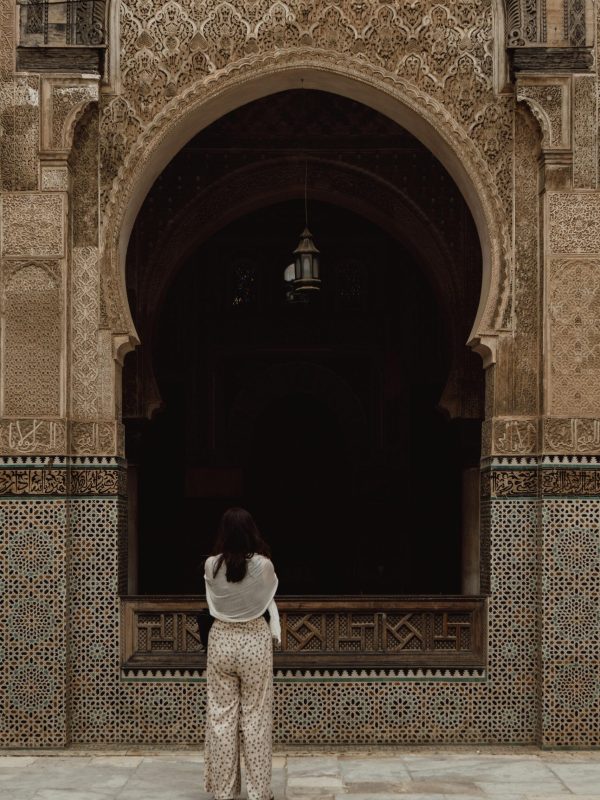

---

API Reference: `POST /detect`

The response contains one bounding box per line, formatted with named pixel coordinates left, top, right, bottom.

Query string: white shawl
left=204, top=553, right=281, bottom=644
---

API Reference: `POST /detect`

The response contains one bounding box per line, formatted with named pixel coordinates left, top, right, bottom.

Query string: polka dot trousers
left=204, top=616, right=273, bottom=800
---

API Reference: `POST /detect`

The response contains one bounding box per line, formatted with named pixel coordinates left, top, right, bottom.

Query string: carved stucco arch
left=102, top=56, right=512, bottom=368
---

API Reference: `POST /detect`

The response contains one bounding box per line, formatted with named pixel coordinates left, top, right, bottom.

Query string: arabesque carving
left=41, top=166, right=69, bottom=192
left=39, top=78, right=99, bottom=155
left=71, top=247, right=100, bottom=419
left=2, top=263, right=62, bottom=417
left=505, top=0, right=538, bottom=46
left=548, top=259, right=600, bottom=416
left=70, top=107, right=99, bottom=247
left=517, top=82, right=568, bottom=150
left=0, top=193, right=65, bottom=257
left=567, top=0, right=586, bottom=46
left=548, top=194, right=600, bottom=253
left=573, top=76, right=596, bottom=189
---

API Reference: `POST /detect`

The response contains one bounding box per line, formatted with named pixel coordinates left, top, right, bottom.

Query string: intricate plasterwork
left=548, top=259, right=600, bottom=416
left=540, top=498, right=600, bottom=745
left=71, top=247, right=100, bottom=419
left=98, top=0, right=514, bottom=338
left=544, top=418, right=600, bottom=454
left=2, top=263, right=62, bottom=418
left=46, top=82, right=99, bottom=153
left=0, top=77, right=40, bottom=191
left=573, top=76, right=597, bottom=189
left=517, top=80, right=569, bottom=150
left=0, top=0, right=15, bottom=80
left=41, top=166, right=69, bottom=192
left=0, top=420, right=66, bottom=455
left=502, top=108, right=540, bottom=417
left=567, top=0, right=586, bottom=46
left=70, top=108, right=99, bottom=247
left=0, top=193, right=65, bottom=258
left=0, top=420, right=124, bottom=457
left=70, top=421, right=124, bottom=457
left=547, top=194, right=600, bottom=254
left=505, top=0, right=538, bottom=46
left=486, top=418, right=538, bottom=455
left=0, top=497, right=68, bottom=746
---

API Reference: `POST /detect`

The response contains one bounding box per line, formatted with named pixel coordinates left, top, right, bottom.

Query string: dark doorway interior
left=127, top=200, right=480, bottom=595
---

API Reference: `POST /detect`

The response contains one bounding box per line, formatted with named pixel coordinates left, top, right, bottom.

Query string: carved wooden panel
left=121, top=596, right=486, bottom=670
left=19, top=0, right=106, bottom=47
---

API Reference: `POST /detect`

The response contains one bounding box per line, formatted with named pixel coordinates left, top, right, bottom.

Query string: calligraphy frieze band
left=484, top=457, right=600, bottom=498
left=0, top=457, right=126, bottom=496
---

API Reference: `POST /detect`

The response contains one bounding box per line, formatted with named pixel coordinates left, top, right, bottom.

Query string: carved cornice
left=16, top=47, right=105, bottom=74
left=511, top=46, right=593, bottom=73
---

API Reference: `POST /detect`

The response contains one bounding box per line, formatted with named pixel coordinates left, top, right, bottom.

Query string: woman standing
left=204, top=507, right=280, bottom=800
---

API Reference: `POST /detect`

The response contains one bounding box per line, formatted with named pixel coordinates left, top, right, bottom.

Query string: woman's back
left=205, top=553, right=278, bottom=623
left=204, top=508, right=276, bottom=800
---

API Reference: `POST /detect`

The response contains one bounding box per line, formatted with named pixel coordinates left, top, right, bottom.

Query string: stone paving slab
left=0, top=750, right=599, bottom=799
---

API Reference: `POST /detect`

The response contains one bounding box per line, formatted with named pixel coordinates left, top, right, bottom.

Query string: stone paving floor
left=0, top=748, right=599, bottom=800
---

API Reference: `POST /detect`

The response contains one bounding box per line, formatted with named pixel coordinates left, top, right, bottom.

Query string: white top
left=204, top=553, right=281, bottom=644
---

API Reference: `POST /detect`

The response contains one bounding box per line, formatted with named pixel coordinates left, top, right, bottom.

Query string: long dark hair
left=212, top=507, right=271, bottom=582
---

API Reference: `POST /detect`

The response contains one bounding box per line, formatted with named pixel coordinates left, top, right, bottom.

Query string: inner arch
left=113, top=64, right=505, bottom=351
left=123, top=89, right=485, bottom=595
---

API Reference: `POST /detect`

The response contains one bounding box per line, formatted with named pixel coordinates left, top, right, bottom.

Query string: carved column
left=516, top=64, right=600, bottom=745
left=538, top=194, right=600, bottom=746
left=0, top=24, right=71, bottom=740
left=478, top=104, right=542, bottom=745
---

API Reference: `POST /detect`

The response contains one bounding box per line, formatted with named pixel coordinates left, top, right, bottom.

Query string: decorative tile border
left=0, top=457, right=597, bottom=746
left=121, top=667, right=488, bottom=682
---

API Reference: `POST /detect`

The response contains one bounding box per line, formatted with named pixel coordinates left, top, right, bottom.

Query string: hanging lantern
left=292, top=227, right=321, bottom=293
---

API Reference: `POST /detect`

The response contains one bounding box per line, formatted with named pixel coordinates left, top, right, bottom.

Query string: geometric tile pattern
left=0, top=496, right=68, bottom=746
left=539, top=496, right=600, bottom=746
left=1, top=456, right=599, bottom=745
left=69, top=459, right=542, bottom=745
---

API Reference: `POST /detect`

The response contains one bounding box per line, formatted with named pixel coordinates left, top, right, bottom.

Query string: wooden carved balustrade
left=121, top=596, right=486, bottom=671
